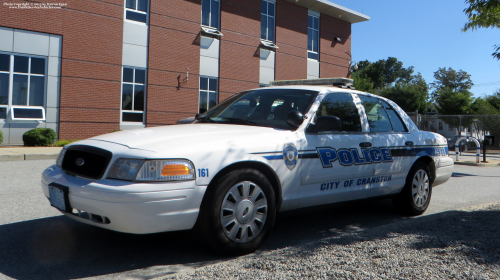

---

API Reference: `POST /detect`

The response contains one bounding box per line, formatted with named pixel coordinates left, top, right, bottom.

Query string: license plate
left=49, top=185, right=68, bottom=212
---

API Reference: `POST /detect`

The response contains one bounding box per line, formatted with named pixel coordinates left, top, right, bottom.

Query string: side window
left=122, top=67, right=146, bottom=123
left=381, top=100, right=408, bottom=132
left=261, top=0, right=276, bottom=43
left=199, top=77, right=218, bottom=114
left=359, top=95, right=393, bottom=132
left=125, top=0, right=148, bottom=24
left=315, top=93, right=361, bottom=132
left=307, top=14, right=319, bottom=60
left=201, top=0, right=220, bottom=30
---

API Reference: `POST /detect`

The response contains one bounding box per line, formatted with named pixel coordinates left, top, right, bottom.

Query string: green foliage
left=352, top=72, right=375, bottom=93
left=354, top=57, right=414, bottom=89
left=472, top=91, right=500, bottom=148
left=379, top=74, right=429, bottom=112
left=431, top=67, right=474, bottom=99
left=435, top=88, right=476, bottom=127
left=435, top=88, right=475, bottom=115
left=22, top=128, right=57, bottom=146
left=0, top=129, right=3, bottom=145
left=54, top=139, right=80, bottom=147
left=462, top=0, right=500, bottom=60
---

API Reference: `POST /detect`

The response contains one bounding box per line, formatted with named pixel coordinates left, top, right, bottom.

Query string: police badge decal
left=283, top=143, right=298, bottom=170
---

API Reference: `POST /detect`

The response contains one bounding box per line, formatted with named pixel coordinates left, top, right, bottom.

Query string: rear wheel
left=199, top=169, right=276, bottom=255
left=393, top=162, right=432, bottom=216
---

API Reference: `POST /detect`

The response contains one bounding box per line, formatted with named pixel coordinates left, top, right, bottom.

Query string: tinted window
left=315, top=93, right=361, bottom=132
left=30, top=57, right=45, bottom=75
left=0, top=73, right=8, bottom=105
left=126, top=10, right=147, bottom=23
left=13, top=108, right=43, bottom=119
left=381, top=100, right=407, bottom=132
left=359, top=95, right=393, bottom=132
left=14, top=56, right=29, bottom=73
left=0, top=54, right=9, bottom=72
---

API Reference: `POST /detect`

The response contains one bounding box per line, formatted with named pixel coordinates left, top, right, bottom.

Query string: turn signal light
left=161, top=164, right=191, bottom=177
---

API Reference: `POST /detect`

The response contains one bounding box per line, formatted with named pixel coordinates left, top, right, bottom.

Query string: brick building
left=0, top=0, right=369, bottom=144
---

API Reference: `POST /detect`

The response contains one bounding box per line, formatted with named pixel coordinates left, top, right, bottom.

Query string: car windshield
left=195, top=88, right=318, bottom=130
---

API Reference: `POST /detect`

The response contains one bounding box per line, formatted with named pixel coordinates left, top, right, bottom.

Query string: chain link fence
left=407, top=113, right=500, bottom=152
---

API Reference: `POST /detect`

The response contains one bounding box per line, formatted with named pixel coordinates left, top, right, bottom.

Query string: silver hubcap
left=412, top=169, right=429, bottom=207
left=220, top=181, right=268, bottom=243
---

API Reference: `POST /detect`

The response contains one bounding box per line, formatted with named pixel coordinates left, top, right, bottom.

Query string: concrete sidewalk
left=453, top=153, right=500, bottom=167
left=0, top=147, right=62, bottom=161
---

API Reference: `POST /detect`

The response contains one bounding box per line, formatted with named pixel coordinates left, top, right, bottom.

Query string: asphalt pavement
left=0, top=160, right=500, bottom=279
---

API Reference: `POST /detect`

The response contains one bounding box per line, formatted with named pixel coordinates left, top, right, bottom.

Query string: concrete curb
left=0, top=147, right=62, bottom=161
left=454, top=161, right=500, bottom=167
left=0, top=154, right=25, bottom=161
left=0, top=153, right=59, bottom=161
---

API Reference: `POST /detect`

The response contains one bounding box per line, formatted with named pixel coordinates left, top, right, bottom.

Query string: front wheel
left=198, top=169, right=276, bottom=255
left=393, top=162, right=432, bottom=216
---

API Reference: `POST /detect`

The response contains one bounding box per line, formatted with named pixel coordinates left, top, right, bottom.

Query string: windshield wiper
left=195, top=116, right=215, bottom=123
left=220, top=118, right=258, bottom=126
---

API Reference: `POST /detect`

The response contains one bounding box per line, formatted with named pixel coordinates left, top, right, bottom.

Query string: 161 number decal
left=198, top=168, right=209, bottom=177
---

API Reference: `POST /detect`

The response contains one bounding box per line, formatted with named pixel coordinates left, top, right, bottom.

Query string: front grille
left=62, top=145, right=113, bottom=180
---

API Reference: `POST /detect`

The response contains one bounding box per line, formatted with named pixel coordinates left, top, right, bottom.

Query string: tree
left=462, top=0, right=500, bottom=60
left=354, top=57, right=414, bottom=89
left=352, top=72, right=375, bottom=93
left=435, top=88, right=475, bottom=115
left=378, top=73, right=429, bottom=112
left=473, top=90, right=500, bottom=148
left=431, top=67, right=474, bottom=97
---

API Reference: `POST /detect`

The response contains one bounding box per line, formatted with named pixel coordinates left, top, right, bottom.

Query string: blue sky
left=330, top=0, right=500, bottom=98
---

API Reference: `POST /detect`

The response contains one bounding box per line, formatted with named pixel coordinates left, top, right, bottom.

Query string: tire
left=392, top=162, right=432, bottom=216
left=198, top=169, right=277, bottom=255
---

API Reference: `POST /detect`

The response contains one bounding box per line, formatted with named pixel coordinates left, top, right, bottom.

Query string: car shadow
left=0, top=199, right=413, bottom=279
left=4, top=198, right=494, bottom=279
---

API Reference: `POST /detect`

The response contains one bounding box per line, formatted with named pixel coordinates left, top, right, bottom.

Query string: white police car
left=42, top=78, right=453, bottom=255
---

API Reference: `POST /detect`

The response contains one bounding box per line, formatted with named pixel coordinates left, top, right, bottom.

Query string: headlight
left=56, top=148, right=67, bottom=167
left=136, top=160, right=195, bottom=181
left=107, top=159, right=145, bottom=181
left=107, top=159, right=195, bottom=181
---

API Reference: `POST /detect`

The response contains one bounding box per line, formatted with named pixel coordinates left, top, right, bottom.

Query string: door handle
left=359, top=142, right=372, bottom=148
left=405, top=141, right=414, bottom=147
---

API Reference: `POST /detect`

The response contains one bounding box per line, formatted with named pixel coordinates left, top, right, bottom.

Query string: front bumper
left=434, top=157, right=454, bottom=187
left=41, top=165, right=207, bottom=234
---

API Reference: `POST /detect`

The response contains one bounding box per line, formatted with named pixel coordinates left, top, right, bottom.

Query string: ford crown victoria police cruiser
left=42, top=78, right=453, bottom=255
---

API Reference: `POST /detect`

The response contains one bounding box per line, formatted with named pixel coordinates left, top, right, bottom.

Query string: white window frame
left=307, top=13, right=320, bottom=61
left=11, top=106, right=45, bottom=121
left=0, top=52, right=47, bottom=121
left=201, top=0, right=220, bottom=31
left=261, top=0, right=276, bottom=43
left=121, top=66, right=147, bottom=123
left=124, top=0, right=149, bottom=25
left=199, top=76, right=218, bottom=114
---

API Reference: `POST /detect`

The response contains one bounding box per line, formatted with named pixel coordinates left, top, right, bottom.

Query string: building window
left=307, top=14, right=319, bottom=60
left=125, top=0, right=148, bottom=23
left=201, top=0, right=220, bottom=30
left=261, top=0, right=275, bottom=43
left=0, top=53, right=46, bottom=120
left=122, top=67, right=146, bottom=122
left=199, top=77, right=218, bottom=114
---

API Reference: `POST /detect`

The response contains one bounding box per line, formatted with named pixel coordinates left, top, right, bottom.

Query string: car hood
left=88, top=124, right=295, bottom=154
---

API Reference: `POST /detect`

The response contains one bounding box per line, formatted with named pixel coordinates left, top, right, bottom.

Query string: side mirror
left=314, top=115, right=342, bottom=132
left=286, top=110, right=304, bottom=128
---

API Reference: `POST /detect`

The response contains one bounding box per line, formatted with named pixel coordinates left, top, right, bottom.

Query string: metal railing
left=408, top=114, right=500, bottom=151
